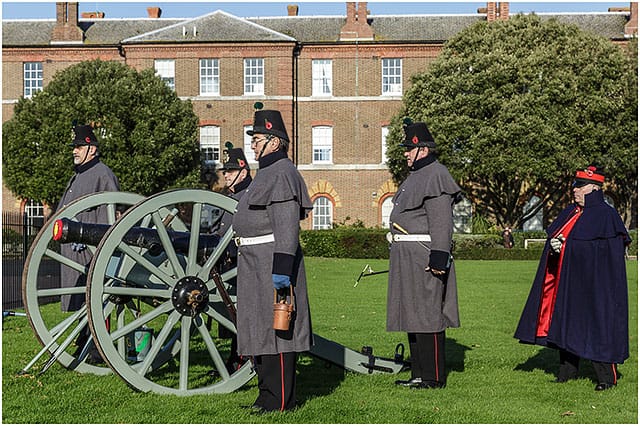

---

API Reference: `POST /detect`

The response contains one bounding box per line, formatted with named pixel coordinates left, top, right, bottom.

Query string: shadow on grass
left=513, top=346, right=599, bottom=383
left=293, top=336, right=471, bottom=406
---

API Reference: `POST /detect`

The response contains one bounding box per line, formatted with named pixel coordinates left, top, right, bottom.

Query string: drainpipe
left=292, top=42, right=302, bottom=165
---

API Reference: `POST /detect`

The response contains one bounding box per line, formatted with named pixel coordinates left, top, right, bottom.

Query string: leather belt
left=386, top=232, right=431, bottom=243
left=234, top=233, right=275, bottom=246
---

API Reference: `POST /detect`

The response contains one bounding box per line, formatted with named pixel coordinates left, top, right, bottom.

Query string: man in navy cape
left=514, top=165, right=631, bottom=391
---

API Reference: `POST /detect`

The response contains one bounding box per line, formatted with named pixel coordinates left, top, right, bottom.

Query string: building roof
left=1, top=10, right=631, bottom=47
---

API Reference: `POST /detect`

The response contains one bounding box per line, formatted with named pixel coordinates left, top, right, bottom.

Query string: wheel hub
left=171, top=276, right=209, bottom=316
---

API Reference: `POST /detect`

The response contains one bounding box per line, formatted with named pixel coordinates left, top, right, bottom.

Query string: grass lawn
left=2, top=259, right=637, bottom=423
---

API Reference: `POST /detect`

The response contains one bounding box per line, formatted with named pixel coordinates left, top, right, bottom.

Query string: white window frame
left=382, top=58, right=402, bottom=95
left=200, top=126, right=221, bottom=165
left=155, top=59, right=175, bottom=90
left=199, top=58, right=219, bottom=95
left=313, top=196, right=333, bottom=230
left=312, top=126, right=333, bottom=164
left=244, top=58, right=264, bottom=95
left=24, top=199, right=45, bottom=229
left=381, top=196, right=393, bottom=229
left=312, top=59, right=332, bottom=97
left=23, top=62, right=43, bottom=98
left=381, top=126, right=390, bottom=164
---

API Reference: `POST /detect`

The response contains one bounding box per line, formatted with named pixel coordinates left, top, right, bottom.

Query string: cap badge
left=85, top=137, right=91, bottom=143
left=265, top=119, right=273, bottom=130
left=238, top=159, right=246, bottom=168
left=412, top=136, right=419, bottom=145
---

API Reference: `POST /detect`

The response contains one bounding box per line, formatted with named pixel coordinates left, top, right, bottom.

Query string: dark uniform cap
left=246, top=110, right=289, bottom=142
left=221, top=148, right=250, bottom=171
left=401, top=122, right=436, bottom=148
left=70, top=125, right=99, bottom=147
left=573, top=165, right=605, bottom=187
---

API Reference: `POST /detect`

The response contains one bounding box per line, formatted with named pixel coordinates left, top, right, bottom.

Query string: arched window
left=453, top=196, right=472, bottom=233
left=312, top=196, right=333, bottom=230
left=381, top=196, right=393, bottom=229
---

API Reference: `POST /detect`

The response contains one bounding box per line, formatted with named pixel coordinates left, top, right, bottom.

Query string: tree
left=387, top=14, right=637, bottom=229
left=2, top=59, right=202, bottom=207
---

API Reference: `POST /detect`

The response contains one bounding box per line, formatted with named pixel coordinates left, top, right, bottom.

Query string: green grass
left=3, top=259, right=637, bottom=423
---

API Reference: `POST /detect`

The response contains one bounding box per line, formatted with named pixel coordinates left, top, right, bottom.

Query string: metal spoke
left=36, top=286, right=85, bottom=297
left=116, top=242, right=176, bottom=286
left=44, top=248, right=87, bottom=274
left=137, top=310, right=181, bottom=376
left=151, top=211, right=184, bottom=278
left=196, top=316, right=230, bottom=380
left=179, top=316, right=192, bottom=391
left=109, top=301, right=173, bottom=341
left=186, top=203, right=202, bottom=276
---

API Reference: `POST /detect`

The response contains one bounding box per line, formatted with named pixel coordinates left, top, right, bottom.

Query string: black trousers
left=408, top=331, right=446, bottom=384
left=558, top=349, right=618, bottom=385
left=253, top=352, right=297, bottom=411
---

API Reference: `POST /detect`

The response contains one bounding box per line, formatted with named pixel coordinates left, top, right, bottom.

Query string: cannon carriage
left=21, top=189, right=406, bottom=396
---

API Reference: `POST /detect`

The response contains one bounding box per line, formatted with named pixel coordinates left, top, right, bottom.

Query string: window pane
left=23, top=62, right=43, bottom=98
left=382, top=58, right=402, bottom=95
left=200, top=126, right=220, bottom=164
left=155, top=59, right=175, bottom=90
left=312, top=126, right=333, bottom=164
left=313, top=196, right=333, bottom=230
left=244, top=58, right=264, bottom=95
left=243, top=126, right=256, bottom=163
left=312, top=59, right=332, bottom=96
left=199, top=58, right=219, bottom=95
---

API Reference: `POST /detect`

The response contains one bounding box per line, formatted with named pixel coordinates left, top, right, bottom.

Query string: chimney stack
left=147, top=7, right=162, bottom=18
left=287, top=5, right=299, bottom=16
left=339, top=2, right=373, bottom=41
left=485, top=2, right=509, bottom=22
left=51, top=2, right=83, bottom=43
left=625, top=2, right=638, bottom=37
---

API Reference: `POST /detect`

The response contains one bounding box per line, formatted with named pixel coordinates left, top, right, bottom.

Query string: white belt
left=234, top=233, right=275, bottom=246
left=386, top=232, right=431, bottom=243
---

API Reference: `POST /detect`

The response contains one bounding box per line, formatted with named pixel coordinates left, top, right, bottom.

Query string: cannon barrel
left=52, top=218, right=220, bottom=257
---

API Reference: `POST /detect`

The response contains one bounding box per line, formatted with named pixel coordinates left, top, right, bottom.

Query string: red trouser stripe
left=434, top=334, right=439, bottom=382
left=612, top=364, right=617, bottom=384
left=279, top=353, right=285, bottom=412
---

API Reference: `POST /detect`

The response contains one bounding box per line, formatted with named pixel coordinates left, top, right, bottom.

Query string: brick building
left=2, top=2, right=637, bottom=230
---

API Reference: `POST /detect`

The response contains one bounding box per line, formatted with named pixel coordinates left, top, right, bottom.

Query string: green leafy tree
left=387, top=14, right=637, bottom=228
left=2, top=59, right=202, bottom=206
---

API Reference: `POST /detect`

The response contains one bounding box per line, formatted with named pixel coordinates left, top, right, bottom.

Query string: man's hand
left=550, top=234, right=565, bottom=254
left=272, top=274, right=291, bottom=289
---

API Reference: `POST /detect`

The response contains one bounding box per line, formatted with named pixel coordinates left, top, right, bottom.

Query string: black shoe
left=595, top=383, right=615, bottom=391
left=414, top=380, right=446, bottom=389
left=248, top=404, right=267, bottom=414
left=395, top=377, right=423, bottom=387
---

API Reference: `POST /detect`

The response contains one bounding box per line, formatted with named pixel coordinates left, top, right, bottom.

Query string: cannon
left=21, top=189, right=407, bottom=396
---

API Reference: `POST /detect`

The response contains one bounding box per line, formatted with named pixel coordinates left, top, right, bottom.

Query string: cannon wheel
left=86, top=189, right=255, bottom=395
left=21, top=192, right=144, bottom=375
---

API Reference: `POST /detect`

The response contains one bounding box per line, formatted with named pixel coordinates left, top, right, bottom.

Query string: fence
left=2, top=211, right=52, bottom=311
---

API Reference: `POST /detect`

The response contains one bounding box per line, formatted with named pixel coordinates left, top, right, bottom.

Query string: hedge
left=300, top=227, right=637, bottom=260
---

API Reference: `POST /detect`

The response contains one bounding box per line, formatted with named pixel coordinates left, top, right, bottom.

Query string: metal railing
left=2, top=211, right=50, bottom=310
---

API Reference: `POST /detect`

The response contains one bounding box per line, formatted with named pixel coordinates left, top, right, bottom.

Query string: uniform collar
left=584, top=189, right=605, bottom=208
left=411, top=152, right=437, bottom=171
left=258, top=150, right=288, bottom=169
left=232, top=175, right=252, bottom=193
left=74, top=157, right=100, bottom=174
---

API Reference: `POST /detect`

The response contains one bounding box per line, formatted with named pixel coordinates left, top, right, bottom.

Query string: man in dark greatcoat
left=232, top=107, right=313, bottom=412
left=57, top=124, right=120, bottom=312
left=387, top=121, right=461, bottom=389
left=56, top=124, right=119, bottom=362
left=514, top=165, right=631, bottom=391
left=211, top=143, right=252, bottom=373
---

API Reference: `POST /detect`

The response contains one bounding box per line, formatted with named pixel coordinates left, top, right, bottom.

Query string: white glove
left=550, top=234, right=565, bottom=253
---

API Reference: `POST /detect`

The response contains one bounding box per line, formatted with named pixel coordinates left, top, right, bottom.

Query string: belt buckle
left=234, top=237, right=242, bottom=246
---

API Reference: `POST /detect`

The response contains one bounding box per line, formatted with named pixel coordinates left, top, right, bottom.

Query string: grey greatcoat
left=56, top=157, right=119, bottom=311
left=232, top=153, right=313, bottom=356
left=387, top=159, right=461, bottom=332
